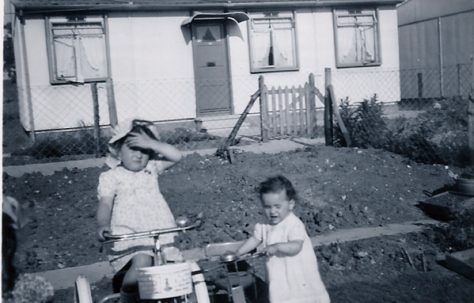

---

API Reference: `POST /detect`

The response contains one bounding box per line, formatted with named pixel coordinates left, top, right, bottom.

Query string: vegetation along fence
left=5, top=62, right=473, bottom=166
left=327, top=61, right=474, bottom=167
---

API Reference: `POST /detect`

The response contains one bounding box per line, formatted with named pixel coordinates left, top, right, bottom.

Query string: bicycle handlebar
left=102, top=217, right=202, bottom=244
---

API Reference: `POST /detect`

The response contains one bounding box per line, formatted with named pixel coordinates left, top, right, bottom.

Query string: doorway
left=191, top=21, right=232, bottom=115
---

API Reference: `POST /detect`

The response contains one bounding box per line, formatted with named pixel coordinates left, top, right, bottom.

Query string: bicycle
left=198, top=242, right=268, bottom=303
left=74, top=216, right=267, bottom=303
left=74, top=215, right=208, bottom=303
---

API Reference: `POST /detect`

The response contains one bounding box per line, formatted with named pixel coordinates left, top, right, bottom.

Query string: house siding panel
left=107, top=11, right=196, bottom=122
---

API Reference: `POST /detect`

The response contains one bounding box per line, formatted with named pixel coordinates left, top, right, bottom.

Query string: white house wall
left=107, top=11, right=196, bottom=123
left=19, top=6, right=401, bottom=132
left=20, top=18, right=110, bottom=131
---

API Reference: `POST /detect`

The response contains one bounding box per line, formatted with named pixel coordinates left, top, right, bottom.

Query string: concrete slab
left=35, top=219, right=439, bottom=290
left=445, top=248, right=474, bottom=281
left=312, top=219, right=439, bottom=247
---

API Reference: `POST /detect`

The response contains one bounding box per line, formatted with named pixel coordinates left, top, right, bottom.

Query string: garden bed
left=3, top=145, right=460, bottom=274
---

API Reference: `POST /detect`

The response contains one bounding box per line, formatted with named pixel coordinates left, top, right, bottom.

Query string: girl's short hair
left=258, top=175, right=297, bottom=201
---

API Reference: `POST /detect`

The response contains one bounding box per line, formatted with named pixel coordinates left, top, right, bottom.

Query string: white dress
left=97, top=160, right=176, bottom=272
left=254, top=212, right=330, bottom=303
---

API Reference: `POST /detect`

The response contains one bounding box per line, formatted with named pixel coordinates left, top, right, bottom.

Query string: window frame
left=45, top=15, right=108, bottom=84
left=247, top=11, right=300, bottom=73
left=333, top=8, right=382, bottom=68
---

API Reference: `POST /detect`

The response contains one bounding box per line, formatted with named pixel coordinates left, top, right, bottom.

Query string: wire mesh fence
left=6, top=63, right=473, bottom=166
left=329, top=63, right=473, bottom=167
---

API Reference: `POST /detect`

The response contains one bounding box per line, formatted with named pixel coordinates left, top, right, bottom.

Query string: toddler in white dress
left=237, top=175, right=330, bottom=303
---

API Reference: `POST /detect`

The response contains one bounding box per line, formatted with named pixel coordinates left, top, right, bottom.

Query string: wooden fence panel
left=298, top=85, right=305, bottom=136
left=261, top=79, right=317, bottom=139
left=271, top=90, right=277, bottom=137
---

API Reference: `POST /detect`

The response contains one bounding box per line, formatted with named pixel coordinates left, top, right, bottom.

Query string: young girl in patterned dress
left=237, top=175, right=330, bottom=303
left=96, top=119, right=182, bottom=302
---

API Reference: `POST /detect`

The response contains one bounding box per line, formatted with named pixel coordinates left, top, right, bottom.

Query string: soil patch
left=3, top=146, right=457, bottom=274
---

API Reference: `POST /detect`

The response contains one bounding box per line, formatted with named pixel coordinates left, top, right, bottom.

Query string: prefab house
left=11, top=0, right=403, bottom=134
left=398, top=0, right=474, bottom=99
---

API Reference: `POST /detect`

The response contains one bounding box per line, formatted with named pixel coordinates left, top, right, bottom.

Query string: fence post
left=457, top=63, right=462, bottom=96
left=324, top=68, right=334, bottom=145
left=417, top=72, right=423, bottom=99
left=259, top=75, right=269, bottom=142
left=91, top=83, right=101, bottom=157
left=106, top=78, right=118, bottom=127
left=437, top=17, right=444, bottom=98
left=308, top=73, right=317, bottom=138
left=469, top=57, right=474, bottom=165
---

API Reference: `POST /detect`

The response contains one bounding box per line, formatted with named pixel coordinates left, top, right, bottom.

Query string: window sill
left=250, top=66, right=299, bottom=74
left=336, top=62, right=381, bottom=69
left=50, top=78, right=107, bottom=85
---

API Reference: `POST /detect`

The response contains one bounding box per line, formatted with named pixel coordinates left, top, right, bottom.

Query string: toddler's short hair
left=258, top=175, right=297, bottom=201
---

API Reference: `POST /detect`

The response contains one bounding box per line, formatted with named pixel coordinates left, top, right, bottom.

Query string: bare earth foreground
left=3, top=145, right=474, bottom=302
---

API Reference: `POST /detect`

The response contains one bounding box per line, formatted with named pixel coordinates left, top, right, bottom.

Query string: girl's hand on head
left=97, top=225, right=111, bottom=242
left=126, top=131, right=155, bottom=150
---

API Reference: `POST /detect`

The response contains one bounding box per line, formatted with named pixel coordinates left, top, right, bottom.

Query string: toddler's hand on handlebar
left=263, top=244, right=279, bottom=256
left=97, top=226, right=111, bottom=242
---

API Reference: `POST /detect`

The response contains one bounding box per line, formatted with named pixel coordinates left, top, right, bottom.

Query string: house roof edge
left=12, top=0, right=404, bottom=14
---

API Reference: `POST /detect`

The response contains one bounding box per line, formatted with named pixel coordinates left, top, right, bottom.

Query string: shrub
left=160, top=128, right=219, bottom=145
left=335, top=95, right=389, bottom=148
left=334, top=96, right=470, bottom=166
left=5, top=274, right=54, bottom=303
left=387, top=97, right=468, bottom=166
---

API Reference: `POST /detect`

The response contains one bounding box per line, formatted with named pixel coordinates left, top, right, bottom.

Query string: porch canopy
left=181, top=11, right=249, bottom=26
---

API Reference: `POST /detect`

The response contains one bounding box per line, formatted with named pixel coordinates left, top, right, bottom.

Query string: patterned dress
left=254, top=212, right=330, bottom=303
left=97, top=160, right=176, bottom=272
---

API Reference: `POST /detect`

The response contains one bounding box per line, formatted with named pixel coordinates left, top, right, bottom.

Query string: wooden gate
left=259, top=74, right=318, bottom=140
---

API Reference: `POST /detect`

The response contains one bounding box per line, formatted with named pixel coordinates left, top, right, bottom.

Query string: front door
left=192, top=22, right=232, bottom=115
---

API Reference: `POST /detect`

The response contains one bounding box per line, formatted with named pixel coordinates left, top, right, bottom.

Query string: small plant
left=334, top=96, right=469, bottom=166
left=5, top=274, right=54, bottom=303
left=335, top=94, right=389, bottom=148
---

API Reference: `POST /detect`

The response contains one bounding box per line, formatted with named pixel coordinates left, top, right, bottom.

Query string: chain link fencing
left=330, top=63, right=473, bottom=167
left=10, top=76, right=262, bottom=161
left=6, top=63, right=473, bottom=166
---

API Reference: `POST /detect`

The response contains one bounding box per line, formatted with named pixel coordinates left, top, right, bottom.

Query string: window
left=248, top=12, right=298, bottom=73
left=46, top=16, right=107, bottom=83
left=334, top=9, right=380, bottom=67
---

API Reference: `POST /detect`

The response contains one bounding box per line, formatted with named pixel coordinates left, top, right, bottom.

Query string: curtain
left=272, top=28, right=292, bottom=67
left=252, top=30, right=271, bottom=67
left=52, top=24, right=106, bottom=82
left=78, top=35, right=106, bottom=79
left=53, top=37, right=75, bottom=79
left=251, top=18, right=294, bottom=69
left=337, top=15, right=376, bottom=65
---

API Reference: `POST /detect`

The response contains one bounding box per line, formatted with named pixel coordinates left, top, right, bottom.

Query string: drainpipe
left=18, top=10, right=36, bottom=141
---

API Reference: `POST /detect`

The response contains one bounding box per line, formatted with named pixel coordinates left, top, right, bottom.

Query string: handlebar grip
left=101, top=230, right=111, bottom=240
